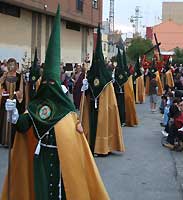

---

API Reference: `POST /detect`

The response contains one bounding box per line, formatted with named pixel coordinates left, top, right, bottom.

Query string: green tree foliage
left=173, top=47, right=183, bottom=65
left=126, top=36, right=154, bottom=62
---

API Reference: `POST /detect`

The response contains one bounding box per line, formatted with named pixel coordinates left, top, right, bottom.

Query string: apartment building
left=0, top=0, right=102, bottom=66
left=162, top=2, right=183, bottom=25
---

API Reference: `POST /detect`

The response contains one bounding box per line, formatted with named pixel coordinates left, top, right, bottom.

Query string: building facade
left=147, top=21, right=183, bottom=52
left=162, top=2, right=183, bottom=25
left=0, top=0, right=102, bottom=66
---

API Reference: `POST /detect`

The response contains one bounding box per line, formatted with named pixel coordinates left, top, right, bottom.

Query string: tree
left=126, top=36, right=154, bottom=62
left=173, top=47, right=183, bottom=65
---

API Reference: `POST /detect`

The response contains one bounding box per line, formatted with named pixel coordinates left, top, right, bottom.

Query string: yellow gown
left=1, top=112, right=110, bottom=200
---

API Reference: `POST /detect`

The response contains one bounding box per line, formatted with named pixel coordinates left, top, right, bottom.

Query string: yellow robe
left=155, top=71, right=163, bottom=96
left=124, top=75, right=138, bottom=126
left=82, top=82, right=125, bottom=154
left=1, top=112, right=110, bottom=200
left=165, top=70, right=174, bottom=88
left=135, top=75, right=145, bottom=104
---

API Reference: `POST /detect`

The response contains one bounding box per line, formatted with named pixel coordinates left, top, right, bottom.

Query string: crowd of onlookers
left=0, top=57, right=88, bottom=147
left=158, top=66, right=183, bottom=151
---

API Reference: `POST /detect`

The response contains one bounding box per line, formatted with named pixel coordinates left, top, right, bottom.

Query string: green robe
left=16, top=113, right=66, bottom=200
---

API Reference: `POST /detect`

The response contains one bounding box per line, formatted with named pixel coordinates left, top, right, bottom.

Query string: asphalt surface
left=1, top=98, right=183, bottom=200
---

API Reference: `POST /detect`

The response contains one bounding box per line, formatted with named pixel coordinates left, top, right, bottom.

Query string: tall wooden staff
left=24, top=72, right=30, bottom=109
left=6, top=76, right=16, bottom=200
left=22, top=52, right=31, bottom=109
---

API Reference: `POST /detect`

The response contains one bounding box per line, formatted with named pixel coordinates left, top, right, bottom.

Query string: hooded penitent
left=123, top=48, right=138, bottom=126
left=29, top=48, right=41, bottom=100
left=132, top=57, right=142, bottom=101
left=133, top=57, right=145, bottom=103
left=27, top=5, right=75, bottom=134
left=164, top=58, right=174, bottom=88
left=82, top=25, right=125, bottom=155
left=113, top=48, right=128, bottom=125
left=1, top=5, right=110, bottom=200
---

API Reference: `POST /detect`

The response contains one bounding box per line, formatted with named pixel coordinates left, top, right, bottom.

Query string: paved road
left=95, top=100, right=183, bottom=200
left=1, top=99, right=183, bottom=200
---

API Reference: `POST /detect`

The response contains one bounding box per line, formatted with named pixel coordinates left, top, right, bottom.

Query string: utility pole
left=108, top=0, right=115, bottom=58
left=109, top=0, right=114, bottom=33
left=130, top=6, right=142, bottom=37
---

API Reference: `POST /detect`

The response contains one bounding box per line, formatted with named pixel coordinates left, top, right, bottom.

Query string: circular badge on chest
left=94, top=78, right=100, bottom=87
left=39, top=105, right=52, bottom=120
left=32, top=76, right=36, bottom=81
left=119, top=74, right=123, bottom=80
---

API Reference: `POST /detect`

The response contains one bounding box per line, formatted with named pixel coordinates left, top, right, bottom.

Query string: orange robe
left=1, top=112, right=110, bottom=200
left=82, top=82, right=125, bottom=154
left=124, top=75, right=138, bottom=126
left=135, top=75, right=145, bottom=104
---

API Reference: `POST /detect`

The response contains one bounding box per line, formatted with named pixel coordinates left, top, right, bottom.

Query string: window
left=66, top=21, right=80, bottom=32
left=0, top=2, right=20, bottom=17
left=92, top=0, right=98, bottom=9
left=76, top=0, right=83, bottom=11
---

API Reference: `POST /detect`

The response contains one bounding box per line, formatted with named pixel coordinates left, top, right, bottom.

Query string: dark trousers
left=167, top=123, right=183, bottom=145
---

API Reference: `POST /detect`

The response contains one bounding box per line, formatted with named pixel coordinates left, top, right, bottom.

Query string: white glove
left=7, top=108, right=19, bottom=124
left=25, top=72, right=30, bottom=82
left=5, top=99, right=16, bottom=111
left=178, top=127, right=183, bottom=132
left=61, top=84, right=68, bottom=94
left=6, top=99, right=19, bottom=124
left=81, top=78, right=88, bottom=92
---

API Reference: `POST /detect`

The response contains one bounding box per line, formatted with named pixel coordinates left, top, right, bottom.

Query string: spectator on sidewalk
left=163, top=104, right=183, bottom=151
left=72, top=63, right=86, bottom=109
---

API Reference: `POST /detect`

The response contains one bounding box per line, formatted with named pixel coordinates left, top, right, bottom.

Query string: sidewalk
left=172, top=150, right=183, bottom=192
left=142, top=98, right=183, bottom=196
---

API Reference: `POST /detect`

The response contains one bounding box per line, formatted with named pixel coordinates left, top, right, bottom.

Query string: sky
left=103, top=0, right=183, bottom=37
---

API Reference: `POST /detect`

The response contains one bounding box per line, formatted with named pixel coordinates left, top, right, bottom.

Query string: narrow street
left=1, top=98, right=183, bottom=200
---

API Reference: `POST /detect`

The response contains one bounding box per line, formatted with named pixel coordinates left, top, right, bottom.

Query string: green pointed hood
left=122, top=47, right=130, bottom=77
left=115, top=48, right=128, bottom=86
left=29, top=48, right=40, bottom=84
left=42, top=5, right=61, bottom=84
left=29, top=48, right=40, bottom=100
left=28, top=5, right=75, bottom=135
left=133, top=57, right=142, bottom=80
left=87, top=25, right=112, bottom=98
